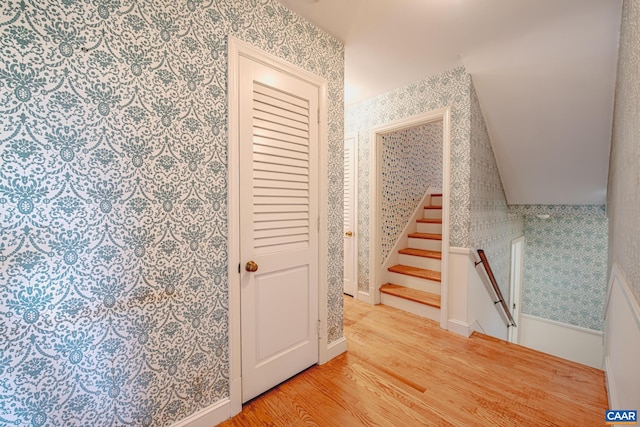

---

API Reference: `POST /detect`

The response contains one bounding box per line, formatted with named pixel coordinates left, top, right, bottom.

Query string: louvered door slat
left=253, top=131, right=309, bottom=149
left=253, top=211, right=308, bottom=222
left=254, top=118, right=309, bottom=139
left=254, top=103, right=309, bottom=128
left=254, top=92, right=308, bottom=116
left=254, top=170, right=309, bottom=183
left=253, top=82, right=308, bottom=109
left=253, top=219, right=309, bottom=231
left=254, top=196, right=309, bottom=206
left=253, top=152, right=309, bottom=169
left=253, top=179, right=309, bottom=190
left=253, top=142, right=309, bottom=161
left=254, top=187, right=309, bottom=198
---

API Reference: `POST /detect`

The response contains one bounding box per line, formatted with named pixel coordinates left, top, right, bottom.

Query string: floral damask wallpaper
left=521, top=213, right=608, bottom=331
left=0, top=1, right=344, bottom=425
left=508, top=204, right=606, bottom=217
left=345, top=66, right=471, bottom=292
left=469, top=83, right=523, bottom=298
left=380, top=122, right=442, bottom=261
left=609, top=0, right=640, bottom=305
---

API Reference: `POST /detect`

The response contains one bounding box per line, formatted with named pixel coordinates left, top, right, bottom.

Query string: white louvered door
left=343, top=134, right=357, bottom=297
left=238, top=55, right=319, bottom=403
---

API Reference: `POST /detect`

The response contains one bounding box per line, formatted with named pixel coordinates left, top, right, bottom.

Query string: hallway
left=218, top=296, right=608, bottom=426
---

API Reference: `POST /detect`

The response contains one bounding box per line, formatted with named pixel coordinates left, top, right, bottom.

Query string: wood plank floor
left=217, top=296, right=608, bottom=426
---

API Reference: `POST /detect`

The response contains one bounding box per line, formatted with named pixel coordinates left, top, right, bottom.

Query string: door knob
left=345, top=231, right=353, bottom=237
left=245, top=261, right=258, bottom=272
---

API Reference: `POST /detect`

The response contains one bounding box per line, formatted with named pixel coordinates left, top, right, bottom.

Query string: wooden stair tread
left=431, top=193, right=442, bottom=197
left=380, top=284, right=440, bottom=308
left=416, top=218, right=442, bottom=224
left=424, top=205, right=442, bottom=209
left=398, top=248, right=441, bottom=259
left=388, top=264, right=441, bottom=282
left=408, top=232, right=442, bottom=240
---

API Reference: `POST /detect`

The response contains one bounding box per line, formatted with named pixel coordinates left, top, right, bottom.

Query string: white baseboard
left=229, top=377, right=242, bottom=417
left=604, top=355, right=617, bottom=411
left=172, top=397, right=232, bottom=427
left=604, top=263, right=640, bottom=410
left=358, top=290, right=373, bottom=305
left=447, top=319, right=472, bottom=337
left=519, top=313, right=603, bottom=369
left=324, top=337, right=347, bottom=363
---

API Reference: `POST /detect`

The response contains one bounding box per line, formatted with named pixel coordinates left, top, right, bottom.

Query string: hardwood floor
left=217, top=296, right=608, bottom=426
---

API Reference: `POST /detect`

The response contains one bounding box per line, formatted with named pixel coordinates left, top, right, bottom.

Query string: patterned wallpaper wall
left=520, top=212, right=608, bottom=331
left=380, top=122, right=442, bottom=260
left=469, top=83, right=523, bottom=298
left=509, top=204, right=606, bottom=217
left=0, top=1, right=344, bottom=426
left=345, top=66, right=471, bottom=292
left=608, top=0, right=640, bottom=304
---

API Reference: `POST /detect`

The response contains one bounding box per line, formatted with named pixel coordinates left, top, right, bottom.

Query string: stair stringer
left=380, top=187, right=440, bottom=286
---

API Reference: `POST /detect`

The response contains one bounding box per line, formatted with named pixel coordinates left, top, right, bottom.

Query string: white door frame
left=508, top=236, right=524, bottom=343
left=344, top=132, right=359, bottom=298
left=227, top=36, right=329, bottom=416
left=368, top=107, right=452, bottom=330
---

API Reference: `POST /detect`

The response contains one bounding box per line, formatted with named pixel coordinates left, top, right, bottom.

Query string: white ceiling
left=276, top=0, right=623, bottom=205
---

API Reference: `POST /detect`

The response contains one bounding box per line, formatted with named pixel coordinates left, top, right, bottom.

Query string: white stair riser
left=380, top=293, right=440, bottom=322
left=408, top=237, right=442, bottom=251
left=398, top=254, right=441, bottom=271
left=423, top=208, right=442, bottom=219
left=417, top=222, right=442, bottom=234
left=430, top=195, right=442, bottom=206
left=386, top=271, right=441, bottom=294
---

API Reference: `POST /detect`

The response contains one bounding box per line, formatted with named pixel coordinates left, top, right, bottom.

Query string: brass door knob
left=345, top=231, right=353, bottom=237
left=245, top=261, right=258, bottom=272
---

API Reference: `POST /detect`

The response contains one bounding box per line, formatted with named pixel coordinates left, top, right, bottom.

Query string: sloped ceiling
left=277, top=0, right=623, bottom=205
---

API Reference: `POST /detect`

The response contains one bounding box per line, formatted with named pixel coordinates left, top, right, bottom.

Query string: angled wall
left=469, top=82, right=524, bottom=299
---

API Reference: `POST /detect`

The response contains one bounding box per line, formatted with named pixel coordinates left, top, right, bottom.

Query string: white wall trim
left=369, top=107, right=452, bottom=315
left=357, top=290, right=370, bottom=301
left=605, top=263, right=640, bottom=331
left=604, top=355, right=617, bottom=410
left=171, top=398, right=231, bottom=427
left=324, top=337, right=348, bottom=363
left=508, top=236, right=524, bottom=344
left=226, top=35, right=243, bottom=419
left=449, top=246, right=471, bottom=255
left=604, top=263, right=640, bottom=410
left=227, top=36, right=330, bottom=418
left=448, top=319, right=472, bottom=337
left=519, top=313, right=604, bottom=369
left=439, top=107, right=451, bottom=329
left=520, top=313, right=604, bottom=337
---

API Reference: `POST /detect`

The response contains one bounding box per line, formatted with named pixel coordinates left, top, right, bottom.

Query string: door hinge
left=238, top=263, right=241, bottom=274
left=317, top=108, right=320, bottom=124
left=317, top=319, right=321, bottom=339
left=317, top=216, right=320, bottom=231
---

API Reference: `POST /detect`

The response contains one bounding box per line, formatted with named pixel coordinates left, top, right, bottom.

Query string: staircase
left=380, top=193, right=442, bottom=322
